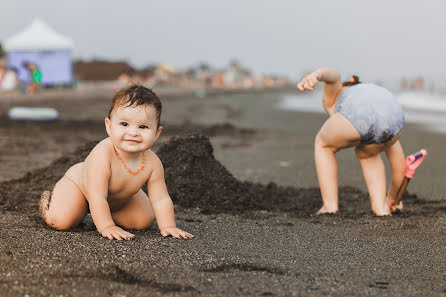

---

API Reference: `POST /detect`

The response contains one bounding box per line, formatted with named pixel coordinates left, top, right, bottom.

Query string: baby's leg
left=355, top=144, right=389, bottom=216
left=384, top=139, right=405, bottom=211
left=314, top=113, right=361, bottom=214
left=111, top=190, right=155, bottom=230
left=39, top=176, right=88, bottom=230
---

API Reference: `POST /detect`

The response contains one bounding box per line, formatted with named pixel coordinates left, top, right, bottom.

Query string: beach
left=0, top=87, right=445, bottom=296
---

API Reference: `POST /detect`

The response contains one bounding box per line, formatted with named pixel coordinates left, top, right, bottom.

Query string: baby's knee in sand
left=48, top=220, right=71, bottom=231
left=39, top=194, right=81, bottom=230
left=117, top=215, right=155, bottom=231
left=41, top=211, right=73, bottom=230
left=128, top=218, right=155, bottom=230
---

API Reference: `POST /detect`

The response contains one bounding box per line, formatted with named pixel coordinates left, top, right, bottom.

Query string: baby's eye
left=139, top=125, right=148, bottom=129
left=120, top=122, right=128, bottom=127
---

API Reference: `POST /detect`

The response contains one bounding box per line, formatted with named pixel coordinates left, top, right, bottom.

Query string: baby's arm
left=297, top=67, right=342, bottom=115
left=84, top=143, right=134, bottom=240
left=147, top=155, right=194, bottom=239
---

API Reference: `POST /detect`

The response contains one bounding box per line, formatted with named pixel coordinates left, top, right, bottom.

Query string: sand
left=0, top=88, right=445, bottom=296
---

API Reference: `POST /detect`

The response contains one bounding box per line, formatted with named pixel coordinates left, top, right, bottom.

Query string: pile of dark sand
left=157, top=134, right=323, bottom=214
left=0, top=134, right=442, bottom=217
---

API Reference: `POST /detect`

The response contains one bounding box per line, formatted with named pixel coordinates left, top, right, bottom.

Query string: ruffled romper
left=334, top=83, right=405, bottom=144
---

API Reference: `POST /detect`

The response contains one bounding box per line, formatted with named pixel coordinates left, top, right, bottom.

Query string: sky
left=1, top=0, right=445, bottom=85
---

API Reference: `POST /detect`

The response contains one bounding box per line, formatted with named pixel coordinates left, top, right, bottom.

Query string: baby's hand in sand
left=297, top=71, right=321, bottom=91
left=388, top=200, right=403, bottom=213
left=101, top=225, right=135, bottom=241
left=161, top=227, right=194, bottom=239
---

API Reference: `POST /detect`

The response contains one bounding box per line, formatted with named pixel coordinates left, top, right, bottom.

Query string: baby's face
left=106, top=104, right=161, bottom=153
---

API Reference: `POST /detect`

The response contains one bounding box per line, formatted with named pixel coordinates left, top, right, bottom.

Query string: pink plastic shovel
left=391, top=149, right=427, bottom=210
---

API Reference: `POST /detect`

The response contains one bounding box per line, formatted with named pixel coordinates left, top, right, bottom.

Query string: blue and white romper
left=334, top=83, right=405, bottom=144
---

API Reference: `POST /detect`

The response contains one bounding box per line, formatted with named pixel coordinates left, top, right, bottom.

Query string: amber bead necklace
left=113, top=147, right=145, bottom=175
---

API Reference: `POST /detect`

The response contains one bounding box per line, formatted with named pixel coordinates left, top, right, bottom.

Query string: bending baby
left=298, top=67, right=406, bottom=216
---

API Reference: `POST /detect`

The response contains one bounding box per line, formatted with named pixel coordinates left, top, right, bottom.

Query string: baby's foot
left=316, top=206, right=338, bottom=215
left=372, top=206, right=391, bottom=216
left=39, top=191, right=51, bottom=219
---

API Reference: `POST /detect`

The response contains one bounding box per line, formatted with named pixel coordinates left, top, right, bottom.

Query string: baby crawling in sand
left=39, top=85, right=194, bottom=240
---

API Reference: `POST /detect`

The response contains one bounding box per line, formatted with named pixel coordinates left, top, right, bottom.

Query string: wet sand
left=0, top=88, right=445, bottom=296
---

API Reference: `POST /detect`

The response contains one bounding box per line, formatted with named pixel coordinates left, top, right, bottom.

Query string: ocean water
left=277, top=90, right=446, bottom=134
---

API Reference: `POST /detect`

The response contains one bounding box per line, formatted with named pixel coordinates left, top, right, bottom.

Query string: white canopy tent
left=3, top=19, right=74, bottom=85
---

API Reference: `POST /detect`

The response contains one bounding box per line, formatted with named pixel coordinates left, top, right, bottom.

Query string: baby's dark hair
left=108, top=84, right=162, bottom=128
left=342, top=75, right=361, bottom=87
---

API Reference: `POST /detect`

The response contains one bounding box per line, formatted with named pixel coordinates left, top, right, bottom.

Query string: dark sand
left=0, top=88, right=445, bottom=296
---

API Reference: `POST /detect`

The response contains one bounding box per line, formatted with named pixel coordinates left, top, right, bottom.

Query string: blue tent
left=3, top=19, right=73, bottom=85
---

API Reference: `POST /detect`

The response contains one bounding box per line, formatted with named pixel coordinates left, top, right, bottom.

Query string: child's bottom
left=39, top=176, right=155, bottom=231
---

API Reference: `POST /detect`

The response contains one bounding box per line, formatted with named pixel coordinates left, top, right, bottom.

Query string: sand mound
left=156, top=134, right=257, bottom=213
left=1, top=134, right=442, bottom=217
left=156, top=134, right=324, bottom=215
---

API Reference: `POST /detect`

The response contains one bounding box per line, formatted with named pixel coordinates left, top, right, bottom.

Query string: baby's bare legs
left=111, top=190, right=155, bottom=230
left=384, top=139, right=405, bottom=211
left=355, top=144, right=389, bottom=216
left=39, top=176, right=88, bottom=230
left=315, top=139, right=339, bottom=214
left=315, top=113, right=361, bottom=214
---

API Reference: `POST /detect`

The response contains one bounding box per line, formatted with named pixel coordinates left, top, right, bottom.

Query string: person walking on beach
left=297, top=67, right=405, bottom=216
left=39, top=85, right=194, bottom=240
left=23, top=62, right=42, bottom=94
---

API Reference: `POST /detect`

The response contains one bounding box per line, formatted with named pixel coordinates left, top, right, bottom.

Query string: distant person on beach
left=0, top=67, right=19, bottom=92
left=23, top=62, right=42, bottom=94
left=297, top=67, right=405, bottom=216
left=39, top=85, right=194, bottom=240
left=115, top=66, right=135, bottom=90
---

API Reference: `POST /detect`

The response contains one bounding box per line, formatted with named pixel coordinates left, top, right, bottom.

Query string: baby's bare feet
left=373, top=206, right=391, bottom=216
left=316, top=206, right=338, bottom=215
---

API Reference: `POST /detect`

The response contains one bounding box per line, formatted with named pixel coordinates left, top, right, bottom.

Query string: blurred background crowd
left=0, top=19, right=291, bottom=95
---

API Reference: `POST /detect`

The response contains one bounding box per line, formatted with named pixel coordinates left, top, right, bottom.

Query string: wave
left=277, top=92, right=324, bottom=114
left=397, top=91, right=446, bottom=112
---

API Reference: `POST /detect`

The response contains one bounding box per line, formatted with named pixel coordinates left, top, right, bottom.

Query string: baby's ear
left=105, top=117, right=111, bottom=136
left=155, top=126, right=163, bottom=141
